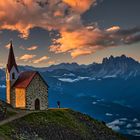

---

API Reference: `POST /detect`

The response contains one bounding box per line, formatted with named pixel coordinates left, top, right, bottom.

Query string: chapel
left=6, top=41, right=49, bottom=110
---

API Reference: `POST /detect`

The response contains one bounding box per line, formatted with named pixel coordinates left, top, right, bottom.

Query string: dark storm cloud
left=111, top=27, right=140, bottom=45
left=116, top=27, right=140, bottom=36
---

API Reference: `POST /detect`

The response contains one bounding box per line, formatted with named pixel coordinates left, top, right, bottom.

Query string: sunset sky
left=0, top=0, right=140, bottom=67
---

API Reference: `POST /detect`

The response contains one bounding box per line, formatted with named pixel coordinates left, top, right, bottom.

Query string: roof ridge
left=12, top=71, right=36, bottom=88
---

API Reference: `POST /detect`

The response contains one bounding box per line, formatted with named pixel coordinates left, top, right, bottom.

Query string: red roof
left=7, top=41, right=18, bottom=72
left=13, top=71, right=37, bottom=88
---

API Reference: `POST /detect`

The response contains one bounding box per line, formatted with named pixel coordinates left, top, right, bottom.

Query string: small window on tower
left=12, top=73, right=15, bottom=79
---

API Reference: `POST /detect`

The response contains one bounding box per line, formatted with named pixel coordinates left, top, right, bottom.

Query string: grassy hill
left=0, top=109, right=126, bottom=140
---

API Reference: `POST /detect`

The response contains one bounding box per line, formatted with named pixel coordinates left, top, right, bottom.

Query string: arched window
left=12, top=73, right=15, bottom=79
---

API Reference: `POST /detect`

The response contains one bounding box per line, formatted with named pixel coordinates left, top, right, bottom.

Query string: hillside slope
left=0, top=109, right=126, bottom=140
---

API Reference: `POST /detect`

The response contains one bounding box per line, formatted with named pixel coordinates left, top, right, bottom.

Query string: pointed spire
left=7, top=41, right=18, bottom=72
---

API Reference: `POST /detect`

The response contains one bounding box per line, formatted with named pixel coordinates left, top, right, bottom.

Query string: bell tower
left=6, top=41, right=19, bottom=104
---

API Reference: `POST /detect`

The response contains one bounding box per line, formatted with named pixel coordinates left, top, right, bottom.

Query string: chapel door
left=35, top=99, right=40, bottom=110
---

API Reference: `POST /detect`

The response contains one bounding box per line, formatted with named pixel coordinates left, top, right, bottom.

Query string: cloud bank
left=0, top=0, right=94, bottom=37
left=27, top=46, right=38, bottom=51
left=19, top=54, right=36, bottom=61
left=33, top=56, right=49, bottom=64
left=0, top=0, right=140, bottom=58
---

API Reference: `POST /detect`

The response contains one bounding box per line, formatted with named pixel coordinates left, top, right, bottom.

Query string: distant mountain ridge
left=86, top=55, right=140, bottom=79
left=29, top=55, right=140, bottom=79
left=25, top=55, right=140, bottom=79
left=0, top=55, right=140, bottom=81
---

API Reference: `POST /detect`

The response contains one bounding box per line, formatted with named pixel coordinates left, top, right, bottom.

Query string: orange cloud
left=19, top=54, right=36, bottom=61
left=106, top=26, right=120, bottom=32
left=0, top=0, right=100, bottom=58
left=63, top=0, right=96, bottom=13
left=71, top=49, right=94, bottom=58
left=54, top=10, right=64, bottom=17
left=33, top=56, right=49, bottom=64
left=50, top=25, right=140, bottom=57
left=0, top=0, right=97, bottom=39
left=27, top=46, right=38, bottom=51
left=1, top=24, right=32, bottom=39
left=0, top=0, right=34, bottom=38
left=47, top=60, right=56, bottom=65
left=50, top=27, right=104, bottom=58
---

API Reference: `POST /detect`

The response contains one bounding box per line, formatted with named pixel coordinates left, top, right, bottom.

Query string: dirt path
left=0, top=111, right=31, bottom=126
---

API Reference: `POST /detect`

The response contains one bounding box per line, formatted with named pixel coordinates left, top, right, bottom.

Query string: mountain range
left=1, top=55, right=140, bottom=80
left=46, top=55, right=140, bottom=79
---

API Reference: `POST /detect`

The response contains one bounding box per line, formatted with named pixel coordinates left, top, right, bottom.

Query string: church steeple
left=6, top=41, right=19, bottom=104
left=7, top=41, right=18, bottom=72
